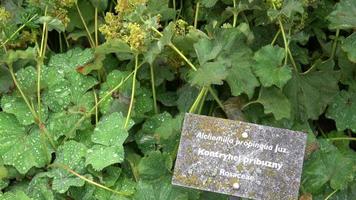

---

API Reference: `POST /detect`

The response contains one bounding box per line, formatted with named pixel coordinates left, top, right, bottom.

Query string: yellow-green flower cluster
left=266, top=0, right=283, bottom=9
left=115, top=0, right=147, bottom=14
left=58, top=0, right=76, bottom=8
left=100, top=0, right=151, bottom=51
left=52, top=7, right=70, bottom=28
left=99, top=13, right=123, bottom=40
left=0, top=7, right=11, bottom=24
left=123, top=23, right=146, bottom=50
left=175, top=19, right=189, bottom=35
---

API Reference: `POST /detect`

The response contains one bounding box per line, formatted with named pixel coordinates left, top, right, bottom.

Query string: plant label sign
left=172, top=113, right=307, bottom=200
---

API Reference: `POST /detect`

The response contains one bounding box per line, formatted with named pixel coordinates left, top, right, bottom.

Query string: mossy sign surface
left=172, top=114, right=307, bottom=200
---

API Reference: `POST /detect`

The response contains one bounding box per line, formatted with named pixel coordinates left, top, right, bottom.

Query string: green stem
left=150, top=64, right=158, bottom=114
left=37, top=7, right=48, bottom=122
left=95, top=7, right=99, bottom=46
left=194, top=2, right=200, bottom=28
left=278, top=18, right=289, bottom=66
left=65, top=63, right=143, bottom=140
left=198, top=88, right=208, bottom=114
left=330, top=29, right=340, bottom=60
left=173, top=0, right=176, bottom=10
left=327, top=137, right=356, bottom=141
left=324, top=190, right=338, bottom=200
left=59, top=32, right=63, bottom=52
left=76, top=3, right=95, bottom=47
left=189, top=87, right=208, bottom=113
left=8, top=64, right=38, bottom=120
left=63, top=32, right=70, bottom=49
left=168, top=43, right=198, bottom=71
left=0, top=14, right=38, bottom=49
left=93, top=89, right=99, bottom=124
left=125, top=54, right=139, bottom=129
left=232, top=0, right=237, bottom=27
left=50, top=164, right=131, bottom=196
left=207, top=87, right=225, bottom=111
left=271, top=29, right=281, bottom=46
left=241, top=100, right=259, bottom=110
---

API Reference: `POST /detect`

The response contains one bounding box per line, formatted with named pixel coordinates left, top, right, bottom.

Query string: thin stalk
left=327, top=137, right=356, bottom=141
left=189, top=87, right=208, bottom=113
left=168, top=43, right=198, bottom=71
left=8, top=64, right=38, bottom=120
left=232, top=0, right=238, bottom=27
left=95, top=7, right=99, bottom=46
left=63, top=32, right=70, bottom=49
left=194, top=2, right=200, bottom=28
left=151, top=27, right=198, bottom=71
left=50, top=164, right=131, bottom=196
left=125, top=54, right=139, bottom=129
left=173, top=0, right=176, bottom=10
left=150, top=64, right=158, bottom=113
left=207, top=87, right=225, bottom=111
left=150, top=26, right=226, bottom=113
left=324, top=190, right=338, bottom=200
left=37, top=7, right=48, bottom=121
left=59, top=32, right=63, bottom=52
left=198, top=88, right=208, bottom=114
left=330, top=29, right=340, bottom=60
left=241, top=100, right=259, bottom=110
left=0, top=14, right=38, bottom=49
left=76, top=3, right=95, bottom=47
left=271, top=29, right=281, bottom=46
left=278, top=18, right=289, bottom=66
left=287, top=48, right=298, bottom=71
left=93, top=89, right=99, bottom=124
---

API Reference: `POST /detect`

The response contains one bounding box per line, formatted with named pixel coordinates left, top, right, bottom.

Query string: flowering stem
left=76, top=3, right=95, bottom=47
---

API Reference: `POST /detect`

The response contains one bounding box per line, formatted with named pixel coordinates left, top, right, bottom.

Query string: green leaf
left=91, top=112, right=133, bottom=146
left=1, top=95, right=34, bottom=125
left=133, top=178, right=193, bottom=200
left=189, top=61, right=228, bottom=87
left=38, top=16, right=65, bottom=32
left=0, top=190, right=33, bottom=200
left=177, top=84, right=199, bottom=112
left=302, top=140, right=355, bottom=192
left=327, top=0, right=356, bottom=29
left=225, top=48, right=260, bottom=99
left=86, top=145, right=124, bottom=171
left=95, top=39, right=132, bottom=55
left=50, top=140, right=87, bottom=193
left=341, top=33, right=356, bottom=63
left=43, top=80, right=72, bottom=112
left=2, top=48, right=36, bottom=65
left=253, top=45, right=292, bottom=88
left=201, top=0, right=219, bottom=8
left=146, top=0, right=176, bottom=21
left=326, top=91, right=356, bottom=132
left=257, top=87, right=291, bottom=120
left=47, top=112, right=83, bottom=140
left=0, top=113, right=50, bottom=174
left=284, top=70, right=340, bottom=121
left=48, top=48, right=94, bottom=75
left=86, top=112, right=133, bottom=170
left=0, top=67, right=13, bottom=94
left=280, top=0, right=304, bottom=18
left=194, top=38, right=222, bottom=65
left=15, top=66, right=37, bottom=95
left=27, top=173, right=54, bottom=200
left=67, top=72, right=98, bottom=104
left=137, top=151, right=172, bottom=180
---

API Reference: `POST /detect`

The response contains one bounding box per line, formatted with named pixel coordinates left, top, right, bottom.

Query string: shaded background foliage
left=0, top=0, right=355, bottom=199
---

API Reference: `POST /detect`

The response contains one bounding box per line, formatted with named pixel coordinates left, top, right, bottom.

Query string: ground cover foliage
left=0, top=0, right=355, bottom=199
